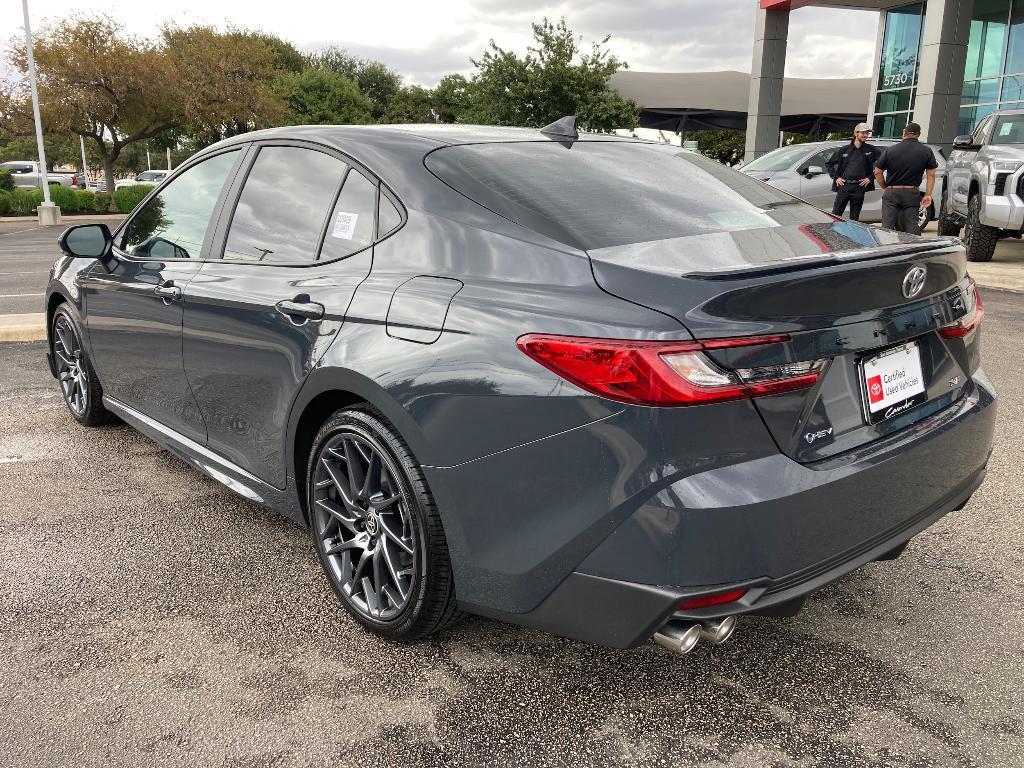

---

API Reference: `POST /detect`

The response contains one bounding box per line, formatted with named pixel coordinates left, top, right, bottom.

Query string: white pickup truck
left=0, top=161, right=79, bottom=189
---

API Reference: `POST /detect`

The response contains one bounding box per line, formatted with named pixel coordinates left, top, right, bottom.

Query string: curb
left=0, top=314, right=46, bottom=343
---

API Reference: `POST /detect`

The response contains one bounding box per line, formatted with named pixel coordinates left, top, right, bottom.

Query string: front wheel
left=51, top=305, right=112, bottom=427
left=307, top=407, right=462, bottom=641
left=963, top=195, right=999, bottom=262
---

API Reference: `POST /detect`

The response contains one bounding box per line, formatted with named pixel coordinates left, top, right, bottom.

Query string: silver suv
left=939, top=109, right=1024, bottom=261
left=742, top=139, right=946, bottom=232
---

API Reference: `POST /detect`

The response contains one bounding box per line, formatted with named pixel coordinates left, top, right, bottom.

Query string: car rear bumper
left=438, top=371, right=996, bottom=648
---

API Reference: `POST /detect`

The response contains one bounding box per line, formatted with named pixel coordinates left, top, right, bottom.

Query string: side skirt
left=103, top=396, right=305, bottom=524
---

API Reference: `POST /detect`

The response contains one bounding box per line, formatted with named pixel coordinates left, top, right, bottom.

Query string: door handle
left=275, top=299, right=325, bottom=322
left=154, top=283, right=182, bottom=302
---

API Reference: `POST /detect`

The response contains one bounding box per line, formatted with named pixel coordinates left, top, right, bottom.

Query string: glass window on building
left=959, top=0, right=1024, bottom=136
left=874, top=2, right=924, bottom=138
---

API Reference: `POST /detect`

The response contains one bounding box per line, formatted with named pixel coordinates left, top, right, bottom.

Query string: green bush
left=74, top=189, right=96, bottom=211
left=0, top=190, right=11, bottom=215
left=9, top=188, right=43, bottom=214
left=94, top=191, right=112, bottom=212
left=47, top=184, right=79, bottom=212
left=112, top=184, right=153, bottom=213
left=0, top=169, right=14, bottom=192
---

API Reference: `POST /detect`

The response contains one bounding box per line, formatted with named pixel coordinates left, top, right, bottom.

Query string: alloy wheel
left=312, top=429, right=417, bottom=622
left=53, top=314, right=88, bottom=416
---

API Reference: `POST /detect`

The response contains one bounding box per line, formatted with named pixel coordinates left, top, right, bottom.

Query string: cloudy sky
left=3, top=0, right=880, bottom=86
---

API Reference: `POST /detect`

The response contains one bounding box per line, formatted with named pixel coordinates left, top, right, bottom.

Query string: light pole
left=21, top=0, right=60, bottom=224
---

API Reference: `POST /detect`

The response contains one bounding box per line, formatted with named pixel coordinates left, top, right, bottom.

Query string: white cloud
left=2, top=0, right=880, bottom=87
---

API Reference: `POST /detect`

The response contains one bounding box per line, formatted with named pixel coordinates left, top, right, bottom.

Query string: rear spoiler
left=682, top=237, right=963, bottom=281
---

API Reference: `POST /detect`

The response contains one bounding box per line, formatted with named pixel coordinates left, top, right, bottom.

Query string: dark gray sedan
left=44, top=122, right=995, bottom=656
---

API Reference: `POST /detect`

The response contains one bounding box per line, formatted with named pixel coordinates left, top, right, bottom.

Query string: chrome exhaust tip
left=653, top=621, right=702, bottom=655
left=699, top=615, right=738, bottom=645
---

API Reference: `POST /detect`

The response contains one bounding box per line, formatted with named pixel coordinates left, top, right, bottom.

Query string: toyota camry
left=45, top=119, right=996, bottom=655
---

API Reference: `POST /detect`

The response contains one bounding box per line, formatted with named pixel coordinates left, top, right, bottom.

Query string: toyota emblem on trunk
left=902, top=266, right=927, bottom=299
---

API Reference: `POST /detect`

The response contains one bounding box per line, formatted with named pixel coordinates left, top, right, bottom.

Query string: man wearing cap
left=873, top=122, right=938, bottom=235
left=827, top=123, right=880, bottom=221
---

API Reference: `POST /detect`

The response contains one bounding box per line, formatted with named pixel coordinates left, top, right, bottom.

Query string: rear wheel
left=963, top=195, right=999, bottom=262
left=51, top=305, right=112, bottom=427
left=917, top=202, right=934, bottom=234
left=937, top=189, right=961, bottom=237
left=307, top=407, right=462, bottom=641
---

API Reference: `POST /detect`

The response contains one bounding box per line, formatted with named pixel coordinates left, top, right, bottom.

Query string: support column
left=865, top=10, right=887, bottom=131
left=744, top=4, right=790, bottom=163
left=914, top=0, right=974, bottom=147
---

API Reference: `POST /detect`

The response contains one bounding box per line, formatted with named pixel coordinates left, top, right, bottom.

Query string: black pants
left=881, top=188, right=923, bottom=235
left=832, top=182, right=867, bottom=221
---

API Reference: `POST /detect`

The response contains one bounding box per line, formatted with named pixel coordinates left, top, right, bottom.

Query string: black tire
left=963, top=195, right=999, bottom=262
left=51, top=304, right=112, bottom=427
left=917, top=202, right=934, bottom=233
left=937, top=189, right=961, bottom=237
left=307, top=406, right=462, bottom=641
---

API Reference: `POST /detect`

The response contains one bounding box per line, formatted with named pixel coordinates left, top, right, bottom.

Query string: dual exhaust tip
left=653, top=616, right=737, bottom=656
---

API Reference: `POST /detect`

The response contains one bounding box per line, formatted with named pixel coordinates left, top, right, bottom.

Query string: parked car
left=939, top=108, right=1024, bottom=262
left=741, top=139, right=947, bottom=232
left=114, top=170, right=168, bottom=190
left=0, top=160, right=77, bottom=189
left=45, top=123, right=995, bottom=656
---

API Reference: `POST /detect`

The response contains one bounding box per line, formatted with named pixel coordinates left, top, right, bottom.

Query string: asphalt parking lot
left=0, top=293, right=1021, bottom=767
left=0, top=217, right=124, bottom=315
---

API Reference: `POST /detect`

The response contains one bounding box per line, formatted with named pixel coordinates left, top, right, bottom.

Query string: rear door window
left=319, top=169, right=377, bottom=261
left=222, top=146, right=346, bottom=264
left=426, top=141, right=833, bottom=251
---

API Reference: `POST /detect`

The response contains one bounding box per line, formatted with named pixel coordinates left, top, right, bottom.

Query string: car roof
left=212, top=123, right=646, bottom=151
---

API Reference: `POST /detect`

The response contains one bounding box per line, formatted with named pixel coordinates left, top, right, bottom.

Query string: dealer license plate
left=861, top=341, right=927, bottom=424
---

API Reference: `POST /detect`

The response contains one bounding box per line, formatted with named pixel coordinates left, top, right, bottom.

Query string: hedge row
left=0, top=186, right=132, bottom=215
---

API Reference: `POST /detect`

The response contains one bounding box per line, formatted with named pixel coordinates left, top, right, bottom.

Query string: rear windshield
left=425, top=141, right=832, bottom=250
left=740, top=145, right=814, bottom=173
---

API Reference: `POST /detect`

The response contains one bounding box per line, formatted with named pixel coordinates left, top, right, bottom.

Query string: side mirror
left=952, top=135, right=976, bottom=149
left=58, top=223, right=113, bottom=259
left=805, top=165, right=825, bottom=177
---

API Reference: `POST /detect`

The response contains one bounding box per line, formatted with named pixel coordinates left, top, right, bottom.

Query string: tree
left=6, top=16, right=286, bottom=202
left=431, top=74, right=473, bottom=123
left=278, top=69, right=374, bottom=126
left=457, top=18, right=639, bottom=132
left=8, top=16, right=183, bottom=199
left=161, top=24, right=288, bottom=145
left=381, top=85, right=435, bottom=124
left=306, top=47, right=403, bottom=120
left=692, top=130, right=746, bottom=166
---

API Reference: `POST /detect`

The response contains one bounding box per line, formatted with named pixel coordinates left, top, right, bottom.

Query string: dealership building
left=744, top=1, right=1024, bottom=159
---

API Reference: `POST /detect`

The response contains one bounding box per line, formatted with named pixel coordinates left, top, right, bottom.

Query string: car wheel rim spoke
left=53, top=316, right=87, bottom=416
left=313, top=428, right=416, bottom=622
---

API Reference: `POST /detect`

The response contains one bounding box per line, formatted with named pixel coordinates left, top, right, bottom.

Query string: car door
left=949, top=115, right=993, bottom=213
left=182, top=142, right=392, bottom=487
left=798, top=147, right=840, bottom=209
left=78, top=148, right=245, bottom=442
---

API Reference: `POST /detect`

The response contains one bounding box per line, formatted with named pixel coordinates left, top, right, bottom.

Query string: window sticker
left=1000, top=122, right=1014, bottom=136
left=332, top=211, right=359, bottom=240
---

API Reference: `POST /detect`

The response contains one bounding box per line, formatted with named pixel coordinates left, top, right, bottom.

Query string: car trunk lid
left=587, top=222, right=978, bottom=462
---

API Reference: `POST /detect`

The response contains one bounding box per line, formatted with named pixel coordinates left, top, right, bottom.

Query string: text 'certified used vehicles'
left=742, top=139, right=947, bottom=232
left=45, top=119, right=995, bottom=655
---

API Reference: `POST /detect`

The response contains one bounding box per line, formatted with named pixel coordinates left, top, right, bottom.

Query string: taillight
left=71, top=174, right=77, bottom=185
left=516, top=334, right=827, bottom=407
left=678, top=589, right=748, bottom=610
left=940, top=280, right=985, bottom=339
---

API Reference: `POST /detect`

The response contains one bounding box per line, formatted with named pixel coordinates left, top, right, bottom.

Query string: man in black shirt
left=826, top=123, right=880, bottom=221
left=873, top=122, right=938, bottom=235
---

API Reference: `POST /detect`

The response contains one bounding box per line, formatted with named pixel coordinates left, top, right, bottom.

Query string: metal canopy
left=609, top=70, right=872, bottom=136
